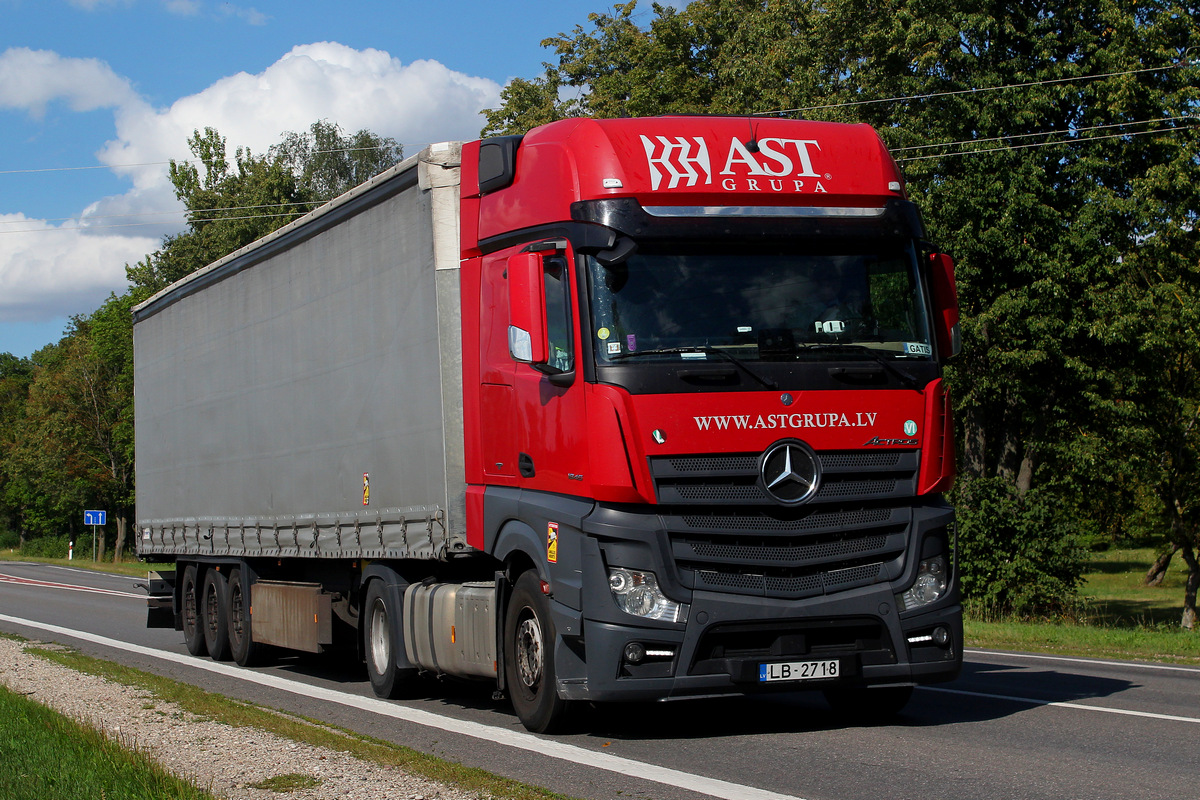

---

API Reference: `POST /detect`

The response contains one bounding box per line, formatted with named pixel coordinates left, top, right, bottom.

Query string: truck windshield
left=585, top=241, right=933, bottom=365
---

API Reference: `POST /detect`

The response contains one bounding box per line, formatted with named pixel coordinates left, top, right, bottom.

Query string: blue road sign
left=84, top=510, right=107, bottom=526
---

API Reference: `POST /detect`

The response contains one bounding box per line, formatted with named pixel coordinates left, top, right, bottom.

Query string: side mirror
left=508, top=251, right=547, bottom=364
left=928, top=253, right=961, bottom=360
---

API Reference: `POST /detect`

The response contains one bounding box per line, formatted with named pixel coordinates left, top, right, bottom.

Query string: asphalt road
left=1, top=560, right=1197, bottom=800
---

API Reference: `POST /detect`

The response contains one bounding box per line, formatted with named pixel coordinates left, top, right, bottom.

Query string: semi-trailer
left=137, top=115, right=963, bottom=732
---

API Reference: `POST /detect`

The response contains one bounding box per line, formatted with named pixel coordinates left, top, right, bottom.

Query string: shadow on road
left=565, top=657, right=1137, bottom=741
left=219, top=646, right=1138, bottom=741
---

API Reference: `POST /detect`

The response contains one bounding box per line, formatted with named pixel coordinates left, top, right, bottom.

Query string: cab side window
left=542, top=255, right=573, bottom=373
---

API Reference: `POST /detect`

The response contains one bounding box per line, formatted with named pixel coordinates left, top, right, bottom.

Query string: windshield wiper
left=610, top=346, right=778, bottom=389
left=798, top=344, right=923, bottom=390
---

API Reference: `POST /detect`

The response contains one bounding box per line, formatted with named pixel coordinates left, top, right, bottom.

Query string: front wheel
left=504, top=571, right=570, bottom=733
left=363, top=580, right=413, bottom=699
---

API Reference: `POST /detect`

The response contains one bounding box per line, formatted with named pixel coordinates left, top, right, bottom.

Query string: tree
left=127, top=128, right=311, bottom=295
left=2, top=341, right=90, bottom=545
left=271, top=120, right=404, bottom=201
left=484, top=0, right=1200, bottom=619
left=128, top=123, right=405, bottom=296
left=0, top=353, right=35, bottom=542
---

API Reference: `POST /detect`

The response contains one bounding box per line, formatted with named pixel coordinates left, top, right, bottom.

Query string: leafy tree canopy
left=486, top=0, right=1200, bottom=621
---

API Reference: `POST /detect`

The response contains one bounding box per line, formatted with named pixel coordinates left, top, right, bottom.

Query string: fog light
left=624, top=642, right=646, bottom=664
left=897, top=554, right=948, bottom=611
left=932, top=625, right=951, bottom=647
left=608, top=568, right=689, bottom=623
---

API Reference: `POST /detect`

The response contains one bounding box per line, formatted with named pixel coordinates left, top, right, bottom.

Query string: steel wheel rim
left=515, top=611, right=543, bottom=690
left=184, top=579, right=199, bottom=637
left=204, top=581, right=219, bottom=637
left=229, top=581, right=246, bottom=644
left=369, top=599, right=390, bottom=676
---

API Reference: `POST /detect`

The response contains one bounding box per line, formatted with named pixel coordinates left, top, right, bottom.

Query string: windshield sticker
left=681, top=352, right=707, bottom=360
left=903, top=342, right=932, bottom=356
left=607, top=341, right=622, bottom=355
left=626, top=334, right=637, bottom=352
left=597, top=327, right=611, bottom=340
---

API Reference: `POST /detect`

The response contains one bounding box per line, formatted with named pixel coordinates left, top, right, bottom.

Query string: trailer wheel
left=181, top=564, right=207, bottom=657
left=823, top=686, right=913, bottom=721
left=226, top=567, right=261, bottom=667
left=504, top=571, right=569, bottom=733
left=201, top=568, right=232, bottom=661
left=364, top=580, right=406, bottom=699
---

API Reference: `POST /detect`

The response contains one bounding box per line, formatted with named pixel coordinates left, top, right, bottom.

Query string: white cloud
left=218, top=4, right=269, bottom=25
left=0, top=214, right=156, bottom=323
left=0, top=48, right=143, bottom=119
left=100, top=42, right=501, bottom=167
left=0, top=42, right=503, bottom=324
left=163, top=0, right=202, bottom=15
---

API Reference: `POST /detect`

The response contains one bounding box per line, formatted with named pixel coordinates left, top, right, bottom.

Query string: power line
left=0, top=199, right=326, bottom=229
left=759, top=60, right=1194, bottom=117
left=0, top=144, right=412, bottom=177
left=0, top=209, right=316, bottom=235
left=888, top=115, right=1197, bottom=153
left=5, top=123, right=1191, bottom=233
left=894, top=125, right=1191, bottom=163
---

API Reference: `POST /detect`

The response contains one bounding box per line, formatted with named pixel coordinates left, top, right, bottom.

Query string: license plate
left=759, top=659, right=840, bottom=683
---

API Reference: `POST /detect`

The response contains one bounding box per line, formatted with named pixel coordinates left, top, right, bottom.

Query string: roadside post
left=84, top=510, right=106, bottom=561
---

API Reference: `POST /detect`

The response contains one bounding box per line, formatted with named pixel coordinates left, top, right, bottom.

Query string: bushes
left=17, top=534, right=74, bottom=559
left=954, top=477, right=1087, bottom=619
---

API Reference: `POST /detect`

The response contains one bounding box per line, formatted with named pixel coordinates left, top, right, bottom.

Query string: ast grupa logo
left=640, top=134, right=830, bottom=193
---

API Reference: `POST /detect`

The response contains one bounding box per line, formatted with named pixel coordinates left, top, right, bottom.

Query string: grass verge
left=964, top=546, right=1200, bottom=665
left=964, top=618, right=1200, bottom=665
left=24, top=643, right=572, bottom=800
left=0, top=681, right=215, bottom=800
left=0, top=550, right=173, bottom=579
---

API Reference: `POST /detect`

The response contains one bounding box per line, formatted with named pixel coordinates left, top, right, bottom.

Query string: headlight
left=608, top=568, right=689, bottom=623
left=897, top=554, right=948, bottom=611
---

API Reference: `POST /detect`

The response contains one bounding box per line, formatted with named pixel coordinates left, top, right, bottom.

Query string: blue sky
left=0, top=0, right=613, bottom=358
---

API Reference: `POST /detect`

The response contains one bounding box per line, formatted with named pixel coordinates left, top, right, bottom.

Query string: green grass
left=25, top=644, right=574, bottom=800
left=0, top=682, right=215, bottom=800
left=1079, top=547, right=1188, bottom=627
left=0, top=549, right=173, bottom=579
left=965, top=546, right=1200, bottom=665
left=249, top=773, right=323, bottom=792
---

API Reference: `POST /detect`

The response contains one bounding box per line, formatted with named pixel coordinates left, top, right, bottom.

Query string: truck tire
left=226, top=566, right=261, bottom=667
left=823, top=685, right=913, bottom=721
left=201, top=568, right=232, bottom=661
left=364, top=580, right=407, bottom=699
left=504, top=571, right=569, bottom=733
left=181, top=564, right=207, bottom=657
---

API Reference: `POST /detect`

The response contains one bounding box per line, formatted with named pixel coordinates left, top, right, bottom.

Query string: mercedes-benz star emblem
left=760, top=440, right=821, bottom=505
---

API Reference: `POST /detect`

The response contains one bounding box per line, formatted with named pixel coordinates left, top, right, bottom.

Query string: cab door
left=506, top=240, right=588, bottom=496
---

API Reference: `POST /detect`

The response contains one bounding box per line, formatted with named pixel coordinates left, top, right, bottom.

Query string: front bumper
left=555, top=585, right=961, bottom=702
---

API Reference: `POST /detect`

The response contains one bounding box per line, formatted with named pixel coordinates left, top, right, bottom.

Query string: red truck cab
left=457, top=117, right=961, bottom=730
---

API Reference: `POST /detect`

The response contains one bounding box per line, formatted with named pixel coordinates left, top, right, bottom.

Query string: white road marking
left=0, top=573, right=144, bottom=599
left=967, top=648, right=1200, bottom=675
left=0, top=613, right=805, bottom=800
left=923, top=686, right=1200, bottom=725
